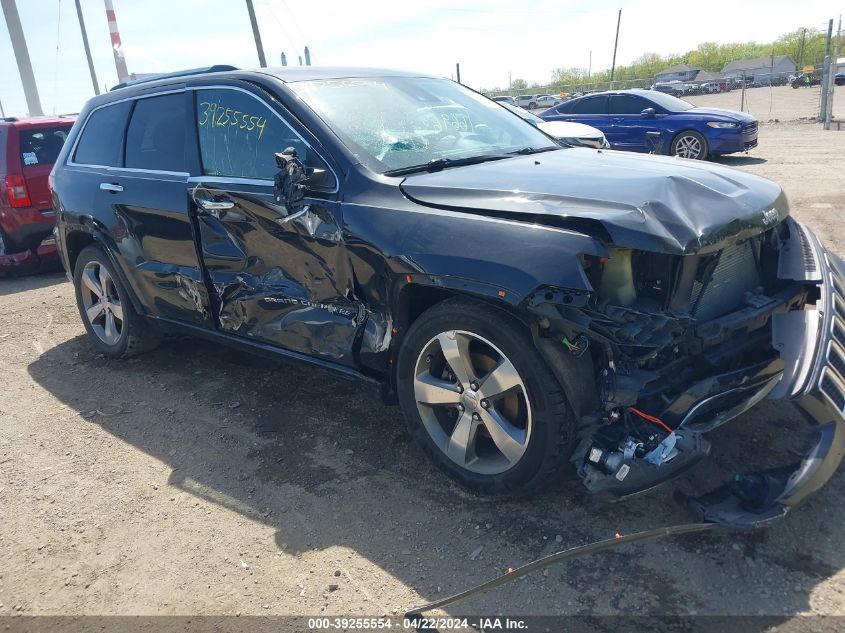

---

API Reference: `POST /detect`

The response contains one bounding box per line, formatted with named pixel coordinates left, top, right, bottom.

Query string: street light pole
left=610, top=9, right=621, bottom=84
left=245, top=0, right=267, bottom=67
left=75, top=0, right=100, bottom=95
left=1, top=0, right=44, bottom=115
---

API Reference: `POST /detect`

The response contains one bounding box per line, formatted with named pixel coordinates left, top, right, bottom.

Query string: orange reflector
left=497, top=290, right=506, bottom=298
left=405, top=274, right=412, bottom=283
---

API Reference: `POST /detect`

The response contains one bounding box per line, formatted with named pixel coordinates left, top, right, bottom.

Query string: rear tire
left=396, top=298, right=576, bottom=496
left=73, top=245, right=162, bottom=358
left=0, top=227, right=20, bottom=256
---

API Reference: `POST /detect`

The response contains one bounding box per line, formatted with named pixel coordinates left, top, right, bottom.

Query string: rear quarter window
left=19, top=127, right=70, bottom=168
left=73, top=101, right=132, bottom=166
left=569, top=96, right=607, bottom=115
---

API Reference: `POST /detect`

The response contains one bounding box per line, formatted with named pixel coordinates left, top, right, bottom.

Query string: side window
left=570, top=96, right=606, bottom=115
left=125, top=94, right=187, bottom=172
left=73, top=101, right=131, bottom=166
left=555, top=102, right=572, bottom=114
left=195, top=89, right=308, bottom=181
left=609, top=95, right=649, bottom=114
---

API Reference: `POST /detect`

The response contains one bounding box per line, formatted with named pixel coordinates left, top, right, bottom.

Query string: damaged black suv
left=52, top=66, right=844, bottom=528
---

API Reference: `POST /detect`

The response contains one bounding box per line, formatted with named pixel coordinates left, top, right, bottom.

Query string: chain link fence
left=486, top=67, right=827, bottom=122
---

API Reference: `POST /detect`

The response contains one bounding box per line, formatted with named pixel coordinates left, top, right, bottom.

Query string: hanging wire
left=52, top=0, right=63, bottom=115
left=280, top=0, right=309, bottom=52
left=261, top=0, right=298, bottom=60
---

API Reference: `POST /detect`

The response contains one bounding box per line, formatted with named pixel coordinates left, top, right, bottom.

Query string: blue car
left=539, top=89, right=758, bottom=160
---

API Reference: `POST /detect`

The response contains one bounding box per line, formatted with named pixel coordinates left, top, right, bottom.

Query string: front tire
left=73, top=245, right=162, bottom=358
left=671, top=130, right=708, bottom=160
left=396, top=298, right=575, bottom=496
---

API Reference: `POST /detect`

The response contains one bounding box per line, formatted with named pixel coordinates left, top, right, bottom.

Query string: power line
left=280, top=0, right=309, bottom=47
left=261, top=0, right=299, bottom=57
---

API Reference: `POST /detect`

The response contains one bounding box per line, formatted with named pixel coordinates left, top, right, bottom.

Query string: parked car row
left=493, top=94, right=563, bottom=109
left=43, top=65, right=843, bottom=528
left=652, top=81, right=728, bottom=96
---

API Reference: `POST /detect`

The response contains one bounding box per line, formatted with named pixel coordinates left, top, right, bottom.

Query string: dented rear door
left=186, top=83, right=362, bottom=365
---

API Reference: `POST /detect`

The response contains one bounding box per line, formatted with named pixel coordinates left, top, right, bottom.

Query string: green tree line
left=489, top=27, right=831, bottom=93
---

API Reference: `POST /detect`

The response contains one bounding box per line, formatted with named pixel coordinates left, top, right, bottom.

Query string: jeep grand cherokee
left=51, top=66, right=844, bottom=529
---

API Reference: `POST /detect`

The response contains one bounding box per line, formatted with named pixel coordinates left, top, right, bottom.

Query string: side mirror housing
left=641, top=107, right=656, bottom=118
left=274, top=147, right=307, bottom=207
left=274, top=147, right=333, bottom=207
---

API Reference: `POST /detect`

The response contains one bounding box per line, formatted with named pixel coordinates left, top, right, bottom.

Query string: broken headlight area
left=530, top=218, right=839, bottom=522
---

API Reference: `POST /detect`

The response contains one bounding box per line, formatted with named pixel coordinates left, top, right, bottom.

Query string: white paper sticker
left=22, top=152, right=38, bottom=165
left=615, top=464, right=631, bottom=481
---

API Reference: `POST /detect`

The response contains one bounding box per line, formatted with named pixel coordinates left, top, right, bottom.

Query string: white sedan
left=499, top=102, right=609, bottom=149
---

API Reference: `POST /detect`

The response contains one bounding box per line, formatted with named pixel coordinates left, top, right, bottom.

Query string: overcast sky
left=0, top=0, right=840, bottom=117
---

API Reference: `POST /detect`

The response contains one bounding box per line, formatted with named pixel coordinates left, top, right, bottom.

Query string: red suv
left=1, top=116, right=75, bottom=272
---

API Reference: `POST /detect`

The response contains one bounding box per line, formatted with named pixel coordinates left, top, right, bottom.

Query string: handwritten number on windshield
left=198, top=102, right=267, bottom=139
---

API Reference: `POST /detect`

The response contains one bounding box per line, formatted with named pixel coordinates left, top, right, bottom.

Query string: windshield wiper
left=383, top=153, right=511, bottom=177
left=508, top=146, right=559, bottom=155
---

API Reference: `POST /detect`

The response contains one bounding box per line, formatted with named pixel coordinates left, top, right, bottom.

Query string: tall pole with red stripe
left=103, top=0, right=129, bottom=83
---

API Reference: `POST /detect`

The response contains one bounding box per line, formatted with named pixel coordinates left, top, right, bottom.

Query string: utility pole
left=1, top=0, right=43, bottom=116
left=821, top=19, right=834, bottom=120
left=75, top=0, right=100, bottom=95
left=797, top=28, right=807, bottom=68
left=826, top=18, right=834, bottom=56
left=0, top=98, right=5, bottom=118
left=587, top=50, right=592, bottom=80
left=610, top=9, right=621, bottom=84
left=281, top=52, right=287, bottom=66
left=245, top=0, right=267, bottom=67
left=824, top=38, right=839, bottom=129
left=304, top=46, right=311, bottom=66
left=456, top=63, right=461, bottom=84
left=103, top=0, right=129, bottom=82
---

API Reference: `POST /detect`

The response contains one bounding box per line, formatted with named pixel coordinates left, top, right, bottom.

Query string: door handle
left=99, top=182, right=123, bottom=193
left=197, top=198, right=235, bottom=211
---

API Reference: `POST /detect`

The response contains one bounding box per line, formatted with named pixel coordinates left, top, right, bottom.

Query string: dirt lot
left=1, top=122, right=844, bottom=626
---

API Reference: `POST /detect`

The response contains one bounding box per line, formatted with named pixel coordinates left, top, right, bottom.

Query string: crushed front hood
left=399, top=148, right=787, bottom=255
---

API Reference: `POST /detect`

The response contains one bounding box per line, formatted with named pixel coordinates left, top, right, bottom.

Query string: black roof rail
left=110, top=65, right=239, bottom=91
left=2, top=116, right=19, bottom=122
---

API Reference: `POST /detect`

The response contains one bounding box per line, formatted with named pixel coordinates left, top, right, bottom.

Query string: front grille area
left=743, top=121, right=758, bottom=135
left=794, top=221, right=818, bottom=273
left=820, top=260, right=845, bottom=412
left=691, top=240, right=761, bottom=321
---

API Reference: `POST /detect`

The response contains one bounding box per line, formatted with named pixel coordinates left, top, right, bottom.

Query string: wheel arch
left=66, top=225, right=146, bottom=316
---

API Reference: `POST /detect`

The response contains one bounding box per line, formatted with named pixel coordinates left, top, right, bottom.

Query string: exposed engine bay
left=529, top=217, right=821, bottom=504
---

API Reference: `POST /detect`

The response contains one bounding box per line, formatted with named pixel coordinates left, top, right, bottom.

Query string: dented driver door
left=186, top=84, right=363, bottom=365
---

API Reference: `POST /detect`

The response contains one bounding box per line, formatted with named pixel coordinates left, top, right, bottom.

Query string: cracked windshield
left=290, top=76, right=558, bottom=173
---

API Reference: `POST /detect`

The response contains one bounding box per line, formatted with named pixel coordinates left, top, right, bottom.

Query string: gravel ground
left=1, top=122, right=844, bottom=626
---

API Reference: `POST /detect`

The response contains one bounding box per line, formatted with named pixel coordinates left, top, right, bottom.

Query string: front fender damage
left=527, top=218, right=845, bottom=528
